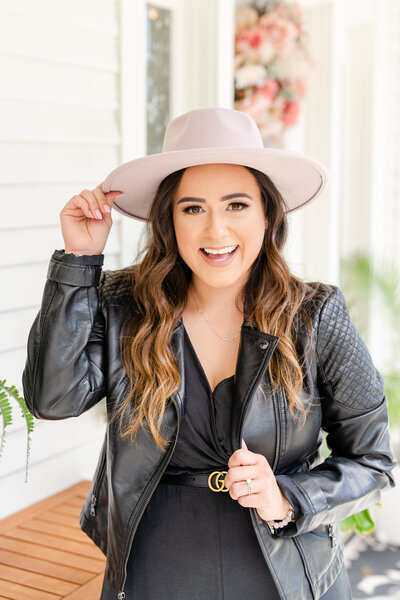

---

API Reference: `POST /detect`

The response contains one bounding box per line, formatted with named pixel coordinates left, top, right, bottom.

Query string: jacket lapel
left=231, top=317, right=280, bottom=452
left=170, top=318, right=185, bottom=418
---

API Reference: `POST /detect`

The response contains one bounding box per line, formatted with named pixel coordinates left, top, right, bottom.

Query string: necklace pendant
left=222, top=337, right=234, bottom=342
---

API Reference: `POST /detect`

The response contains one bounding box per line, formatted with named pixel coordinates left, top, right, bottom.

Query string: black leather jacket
left=23, top=250, right=397, bottom=600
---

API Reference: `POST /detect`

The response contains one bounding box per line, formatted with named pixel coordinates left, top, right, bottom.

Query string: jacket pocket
left=79, top=433, right=108, bottom=554
left=293, top=522, right=344, bottom=598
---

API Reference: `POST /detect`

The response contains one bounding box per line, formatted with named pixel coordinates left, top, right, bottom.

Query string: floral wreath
left=234, top=0, right=315, bottom=147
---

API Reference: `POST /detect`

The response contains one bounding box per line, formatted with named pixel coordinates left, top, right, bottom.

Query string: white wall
left=0, top=0, right=235, bottom=518
left=0, top=0, right=123, bottom=518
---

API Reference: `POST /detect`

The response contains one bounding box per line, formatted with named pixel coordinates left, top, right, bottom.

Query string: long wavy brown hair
left=108, top=165, right=324, bottom=451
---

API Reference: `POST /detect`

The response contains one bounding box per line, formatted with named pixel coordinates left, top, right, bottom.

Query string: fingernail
left=88, top=210, right=94, bottom=219
left=241, top=438, right=247, bottom=449
left=104, top=205, right=111, bottom=213
left=95, top=209, right=103, bottom=219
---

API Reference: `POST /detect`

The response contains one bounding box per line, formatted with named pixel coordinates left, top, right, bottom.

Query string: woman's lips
left=199, top=246, right=239, bottom=266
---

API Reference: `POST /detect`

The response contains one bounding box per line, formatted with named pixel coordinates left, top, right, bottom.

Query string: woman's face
left=172, top=163, right=266, bottom=291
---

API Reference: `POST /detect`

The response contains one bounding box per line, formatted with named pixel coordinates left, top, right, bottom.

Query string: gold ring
left=208, top=470, right=229, bottom=492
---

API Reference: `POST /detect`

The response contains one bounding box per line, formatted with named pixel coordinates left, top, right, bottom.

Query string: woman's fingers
left=63, top=194, right=95, bottom=220
left=92, top=186, right=122, bottom=216
left=80, top=188, right=104, bottom=220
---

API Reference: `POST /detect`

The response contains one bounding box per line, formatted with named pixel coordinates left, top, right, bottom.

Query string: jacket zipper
left=89, top=446, right=106, bottom=517
left=249, top=507, right=286, bottom=600
left=91, top=382, right=130, bottom=518
left=117, top=397, right=182, bottom=599
left=237, top=340, right=277, bottom=450
left=251, top=383, right=316, bottom=599
left=271, top=385, right=282, bottom=471
left=245, top=382, right=284, bottom=597
left=238, top=359, right=285, bottom=597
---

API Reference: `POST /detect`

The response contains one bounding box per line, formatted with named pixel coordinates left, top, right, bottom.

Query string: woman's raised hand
left=60, top=183, right=123, bottom=255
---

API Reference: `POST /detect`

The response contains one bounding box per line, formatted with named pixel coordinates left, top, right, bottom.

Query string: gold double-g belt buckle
left=208, top=470, right=229, bottom=492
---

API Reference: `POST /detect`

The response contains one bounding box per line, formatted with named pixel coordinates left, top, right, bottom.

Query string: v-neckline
left=183, top=324, right=235, bottom=395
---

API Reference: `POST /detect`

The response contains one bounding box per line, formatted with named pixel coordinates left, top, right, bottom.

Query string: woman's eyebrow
left=176, top=192, right=253, bottom=205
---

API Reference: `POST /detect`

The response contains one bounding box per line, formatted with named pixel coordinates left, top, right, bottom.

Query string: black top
left=165, top=324, right=235, bottom=474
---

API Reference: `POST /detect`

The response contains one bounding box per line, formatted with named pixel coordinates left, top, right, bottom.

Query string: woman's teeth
left=201, top=245, right=238, bottom=255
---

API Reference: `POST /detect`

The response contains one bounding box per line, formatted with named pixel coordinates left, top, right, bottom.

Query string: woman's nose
left=204, top=211, right=229, bottom=235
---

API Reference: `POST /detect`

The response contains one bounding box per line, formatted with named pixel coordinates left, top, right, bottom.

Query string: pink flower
left=256, top=79, right=280, bottom=100
left=259, top=12, right=299, bottom=55
left=283, top=101, right=300, bottom=126
left=237, top=26, right=265, bottom=50
left=235, top=5, right=259, bottom=34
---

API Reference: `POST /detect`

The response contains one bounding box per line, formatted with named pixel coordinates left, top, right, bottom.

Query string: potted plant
left=0, top=379, right=35, bottom=483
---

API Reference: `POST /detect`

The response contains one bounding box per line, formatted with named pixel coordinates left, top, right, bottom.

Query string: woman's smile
left=199, top=245, right=239, bottom=265
left=172, top=163, right=266, bottom=291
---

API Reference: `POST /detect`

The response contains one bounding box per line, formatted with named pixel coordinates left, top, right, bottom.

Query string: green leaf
left=0, top=379, right=35, bottom=482
left=339, top=508, right=375, bottom=535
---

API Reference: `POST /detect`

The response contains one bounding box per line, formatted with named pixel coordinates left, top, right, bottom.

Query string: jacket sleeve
left=274, top=285, right=397, bottom=537
left=22, top=250, right=107, bottom=420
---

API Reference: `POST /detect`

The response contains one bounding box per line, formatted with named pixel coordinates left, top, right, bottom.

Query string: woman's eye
left=228, top=202, right=248, bottom=211
left=183, top=205, right=203, bottom=214
left=182, top=202, right=248, bottom=214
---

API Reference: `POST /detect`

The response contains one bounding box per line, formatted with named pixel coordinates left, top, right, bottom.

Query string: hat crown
left=162, top=107, right=264, bottom=153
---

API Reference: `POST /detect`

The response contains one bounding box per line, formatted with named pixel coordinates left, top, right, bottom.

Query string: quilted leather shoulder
left=292, top=281, right=336, bottom=335
left=315, top=285, right=384, bottom=411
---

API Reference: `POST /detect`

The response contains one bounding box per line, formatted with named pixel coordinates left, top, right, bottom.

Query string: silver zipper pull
left=328, top=524, right=336, bottom=548
left=90, top=494, right=97, bottom=517
left=118, top=592, right=126, bottom=599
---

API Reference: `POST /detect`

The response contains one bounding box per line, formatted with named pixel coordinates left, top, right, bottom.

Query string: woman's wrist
left=64, top=249, right=102, bottom=256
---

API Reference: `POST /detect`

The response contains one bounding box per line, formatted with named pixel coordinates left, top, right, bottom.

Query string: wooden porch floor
left=0, top=480, right=106, bottom=599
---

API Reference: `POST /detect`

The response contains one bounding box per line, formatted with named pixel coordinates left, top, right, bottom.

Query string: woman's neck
left=187, top=280, right=245, bottom=318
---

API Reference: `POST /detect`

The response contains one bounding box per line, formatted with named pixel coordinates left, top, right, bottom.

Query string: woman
left=23, top=107, right=396, bottom=600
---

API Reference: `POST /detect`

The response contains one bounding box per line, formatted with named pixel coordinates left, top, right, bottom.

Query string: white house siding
left=0, top=0, right=235, bottom=518
left=0, top=0, right=124, bottom=518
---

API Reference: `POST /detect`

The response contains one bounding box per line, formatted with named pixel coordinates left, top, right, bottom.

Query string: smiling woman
left=22, top=107, right=396, bottom=600
left=172, top=163, right=266, bottom=301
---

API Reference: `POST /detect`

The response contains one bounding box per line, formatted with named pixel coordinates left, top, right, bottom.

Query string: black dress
left=99, top=325, right=352, bottom=599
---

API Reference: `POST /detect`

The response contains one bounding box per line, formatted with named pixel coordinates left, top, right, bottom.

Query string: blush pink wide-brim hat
left=102, top=107, right=329, bottom=222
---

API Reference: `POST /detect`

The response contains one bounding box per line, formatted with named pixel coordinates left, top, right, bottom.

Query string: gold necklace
left=191, top=292, right=242, bottom=342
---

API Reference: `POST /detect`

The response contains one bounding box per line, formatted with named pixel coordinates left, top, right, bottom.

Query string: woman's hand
left=60, top=183, right=123, bottom=255
left=224, top=439, right=292, bottom=522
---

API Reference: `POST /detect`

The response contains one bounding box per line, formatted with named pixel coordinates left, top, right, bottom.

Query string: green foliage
left=341, top=251, right=400, bottom=428
left=0, top=379, right=35, bottom=483
left=338, top=251, right=400, bottom=536
left=340, top=509, right=375, bottom=535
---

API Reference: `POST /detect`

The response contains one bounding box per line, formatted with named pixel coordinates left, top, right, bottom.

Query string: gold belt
left=161, top=470, right=229, bottom=492
left=207, top=470, right=229, bottom=492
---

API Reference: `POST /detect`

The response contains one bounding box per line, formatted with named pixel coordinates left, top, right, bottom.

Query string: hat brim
left=102, top=146, right=329, bottom=221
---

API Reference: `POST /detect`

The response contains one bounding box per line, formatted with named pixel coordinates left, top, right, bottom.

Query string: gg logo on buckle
left=208, top=470, right=229, bottom=492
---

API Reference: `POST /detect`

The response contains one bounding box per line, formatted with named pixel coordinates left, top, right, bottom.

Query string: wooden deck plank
left=0, top=537, right=105, bottom=572
left=20, top=518, right=94, bottom=544
left=0, top=564, right=78, bottom=595
left=0, top=578, right=61, bottom=599
left=0, top=482, right=91, bottom=534
left=64, top=573, right=104, bottom=599
left=37, top=512, right=84, bottom=528
left=3, top=528, right=103, bottom=559
left=53, top=505, right=81, bottom=518
left=0, top=548, right=94, bottom=585
left=0, top=481, right=107, bottom=599
left=64, top=498, right=85, bottom=508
